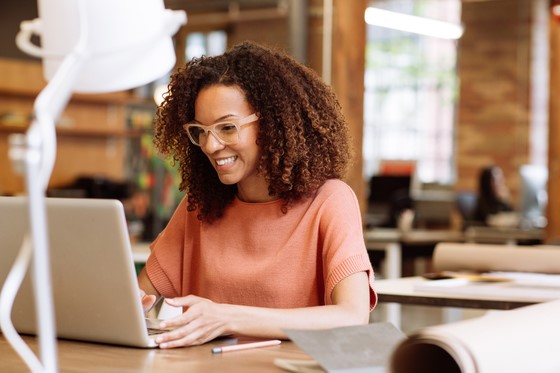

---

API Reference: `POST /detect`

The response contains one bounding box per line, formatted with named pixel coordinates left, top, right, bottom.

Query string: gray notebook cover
left=284, top=322, right=405, bottom=373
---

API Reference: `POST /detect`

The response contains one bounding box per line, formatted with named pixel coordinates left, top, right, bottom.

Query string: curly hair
left=154, top=41, right=353, bottom=223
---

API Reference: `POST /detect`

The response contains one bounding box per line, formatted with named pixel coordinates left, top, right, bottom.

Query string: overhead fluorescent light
left=365, top=7, right=464, bottom=40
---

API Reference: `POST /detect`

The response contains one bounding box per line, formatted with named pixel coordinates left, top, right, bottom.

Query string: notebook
left=0, top=196, right=161, bottom=348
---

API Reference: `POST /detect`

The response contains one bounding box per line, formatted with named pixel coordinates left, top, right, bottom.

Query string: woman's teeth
left=216, top=156, right=237, bottom=166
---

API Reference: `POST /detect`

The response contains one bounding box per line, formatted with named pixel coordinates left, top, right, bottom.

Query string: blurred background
left=0, top=0, right=558, bottom=243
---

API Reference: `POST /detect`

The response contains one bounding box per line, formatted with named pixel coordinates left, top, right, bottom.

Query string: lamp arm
left=31, top=47, right=90, bottom=189
left=28, top=46, right=89, bottom=373
left=0, top=235, right=43, bottom=372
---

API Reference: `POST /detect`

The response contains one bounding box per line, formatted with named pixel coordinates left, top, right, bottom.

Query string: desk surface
left=364, top=228, right=464, bottom=246
left=0, top=335, right=308, bottom=372
left=375, top=276, right=540, bottom=310
left=464, top=226, right=544, bottom=243
left=364, top=227, right=544, bottom=247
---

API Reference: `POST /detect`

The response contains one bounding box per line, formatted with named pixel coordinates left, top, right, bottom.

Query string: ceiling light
left=365, top=7, right=464, bottom=40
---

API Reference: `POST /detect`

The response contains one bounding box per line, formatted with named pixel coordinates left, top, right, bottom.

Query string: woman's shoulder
left=312, top=179, right=362, bottom=225
left=318, top=179, right=355, bottom=195
left=314, top=179, right=358, bottom=205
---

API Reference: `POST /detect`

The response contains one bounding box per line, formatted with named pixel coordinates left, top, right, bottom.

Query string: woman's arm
left=154, top=271, right=370, bottom=348
left=226, top=271, right=371, bottom=335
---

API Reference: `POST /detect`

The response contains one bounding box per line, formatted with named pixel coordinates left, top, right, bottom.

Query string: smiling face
left=194, top=84, right=270, bottom=202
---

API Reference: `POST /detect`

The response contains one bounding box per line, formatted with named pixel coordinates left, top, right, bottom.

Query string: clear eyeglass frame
left=183, top=113, right=259, bottom=146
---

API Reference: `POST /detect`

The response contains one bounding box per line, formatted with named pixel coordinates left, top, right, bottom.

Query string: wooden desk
left=374, top=276, right=538, bottom=310
left=0, top=335, right=308, bottom=372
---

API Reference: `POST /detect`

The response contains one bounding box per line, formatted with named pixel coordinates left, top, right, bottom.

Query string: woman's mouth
left=216, top=156, right=237, bottom=166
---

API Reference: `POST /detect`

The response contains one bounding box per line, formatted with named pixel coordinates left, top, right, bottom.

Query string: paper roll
left=432, top=243, right=560, bottom=274
left=390, top=299, right=560, bottom=373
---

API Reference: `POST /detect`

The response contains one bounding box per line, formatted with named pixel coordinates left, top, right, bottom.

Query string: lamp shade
left=17, top=0, right=186, bottom=93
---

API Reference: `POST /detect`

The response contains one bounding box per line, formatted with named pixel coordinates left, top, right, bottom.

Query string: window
left=185, top=31, right=227, bottom=60
left=364, top=0, right=461, bottom=184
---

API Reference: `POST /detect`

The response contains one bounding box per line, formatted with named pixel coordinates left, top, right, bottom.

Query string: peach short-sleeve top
left=145, top=179, right=376, bottom=310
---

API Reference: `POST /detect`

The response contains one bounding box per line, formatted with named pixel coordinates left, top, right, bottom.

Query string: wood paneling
left=548, top=12, right=560, bottom=241
left=0, top=58, right=143, bottom=196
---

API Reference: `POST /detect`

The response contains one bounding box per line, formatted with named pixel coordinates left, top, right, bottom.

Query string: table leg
left=383, top=242, right=402, bottom=279
left=381, top=242, right=402, bottom=328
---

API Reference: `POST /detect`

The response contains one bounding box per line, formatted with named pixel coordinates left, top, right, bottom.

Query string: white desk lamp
left=0, top=0, right=186, bottom=371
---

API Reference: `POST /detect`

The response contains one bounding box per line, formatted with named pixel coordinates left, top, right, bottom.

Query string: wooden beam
left=331, top=0, right=366, bottom=215
left=548, top=11, right=560, bottom=241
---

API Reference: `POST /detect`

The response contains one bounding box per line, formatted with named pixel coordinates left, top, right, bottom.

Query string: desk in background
left=373, top=275, right=554, bottom=329
left=464, top=226, right=544, bottom=245
left=131, top=242, right=151, bottom=273
left=364, top=228, right=464, bottom=280
left=365, top=227, right=546, bottom=282
left=365, top=229, right=464, bottom=328
left=132, top=242, right=151, bottom=262
left=0, top=335, right=308, bottom=372
left=374, top=276, right=539, bottom=310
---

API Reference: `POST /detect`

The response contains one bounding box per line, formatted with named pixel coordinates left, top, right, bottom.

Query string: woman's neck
left=236, top=178, right=278, bottom=203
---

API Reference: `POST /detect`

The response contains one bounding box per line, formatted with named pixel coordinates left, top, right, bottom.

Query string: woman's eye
left=220, top=124, right=237, bottom=133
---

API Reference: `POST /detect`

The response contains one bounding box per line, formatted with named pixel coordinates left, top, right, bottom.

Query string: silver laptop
left=0, top=196, right=159, bottom=348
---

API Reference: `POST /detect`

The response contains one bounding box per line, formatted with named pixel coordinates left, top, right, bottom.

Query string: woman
left=138, top=41, right=376, bottom=349
left=473, top=165, right=513, bottom=224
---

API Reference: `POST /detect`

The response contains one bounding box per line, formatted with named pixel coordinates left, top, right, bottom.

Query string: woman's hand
left=138, top=268, right=161, bottom=316
left=140, top=289, right=158, bottom=315
left=155, top=295, right=231, bottom=349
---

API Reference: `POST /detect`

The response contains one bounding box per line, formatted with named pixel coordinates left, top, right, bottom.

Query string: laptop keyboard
left=145, top=318, right=174, bottom=336
left=147, top=328, right=168, bottom=336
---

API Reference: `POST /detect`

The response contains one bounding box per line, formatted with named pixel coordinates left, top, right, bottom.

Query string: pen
left=211, top=339, right=282, bottom=354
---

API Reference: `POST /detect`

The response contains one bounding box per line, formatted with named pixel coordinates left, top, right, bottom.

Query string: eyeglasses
left=183, top=113, right=259, bottom=146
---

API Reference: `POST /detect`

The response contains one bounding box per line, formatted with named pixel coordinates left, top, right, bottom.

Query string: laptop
left=0, top=196, right=161, bottom=348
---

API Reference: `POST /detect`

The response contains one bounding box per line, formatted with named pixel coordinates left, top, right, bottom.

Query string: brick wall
left=455, top=0, right=534, bottom=207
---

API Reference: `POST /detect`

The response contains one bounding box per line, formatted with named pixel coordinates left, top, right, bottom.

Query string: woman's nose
left=201, top=132, right=225, bottom=153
